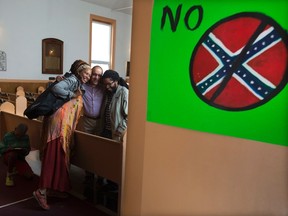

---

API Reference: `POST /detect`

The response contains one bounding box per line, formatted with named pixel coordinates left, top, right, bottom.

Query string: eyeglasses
left=105, top=81, right=115, bottom=88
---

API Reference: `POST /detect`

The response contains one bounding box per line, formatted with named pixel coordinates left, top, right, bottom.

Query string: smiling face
left=78, top=67, right=92, bottom=84
left=103, top=77, right=118, bottom=93
left=70, top=60, right=92, bottom=84
left=89, top=66, right=103, bottom=86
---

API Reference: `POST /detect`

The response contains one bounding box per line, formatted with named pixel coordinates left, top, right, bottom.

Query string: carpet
left=0, top=161, right=39, bottom=206
left=0, top=157, right=111, bottom=216
left=0, top=195, right=109, bottom=216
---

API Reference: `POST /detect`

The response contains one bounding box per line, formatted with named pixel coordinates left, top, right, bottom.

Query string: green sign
left=147, top=0, right=288, bottom=146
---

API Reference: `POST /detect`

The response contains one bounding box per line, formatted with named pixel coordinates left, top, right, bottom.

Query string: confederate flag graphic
left=190, top=12, right=288, bottom=111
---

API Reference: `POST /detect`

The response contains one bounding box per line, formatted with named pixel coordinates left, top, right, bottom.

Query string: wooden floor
left=0, top=150, right=112, bottom=216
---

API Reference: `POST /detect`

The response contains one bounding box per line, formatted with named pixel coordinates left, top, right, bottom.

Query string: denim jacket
left=52, top=74, right=83, bottom=99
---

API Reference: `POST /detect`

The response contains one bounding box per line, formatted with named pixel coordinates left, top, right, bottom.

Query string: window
left=90, top=15, right=116, bottom=72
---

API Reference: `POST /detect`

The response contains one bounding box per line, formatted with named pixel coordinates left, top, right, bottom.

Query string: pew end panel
left=72, top=131, right=123, bottom=185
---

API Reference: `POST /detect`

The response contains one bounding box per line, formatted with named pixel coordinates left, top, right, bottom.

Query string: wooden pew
left=72, top=131, right=123, bottom=186
left=15, top=95, right=27, bottom=116
left=0, top=102, right=15, bottom=114
left=0, top=92, right=16, bottom=105
left=0, top=111, right=42, bottom=149
left=16, top=89, right=25, bottom=97
left=0, top=92, right=9, bottom=101
left=0, top=90, right=39, bottom=116
left=0, top=79, right=50, bottom=93
left=16, top=86, right=24, bottom=92
left=0, top=111, right=124, bottom=215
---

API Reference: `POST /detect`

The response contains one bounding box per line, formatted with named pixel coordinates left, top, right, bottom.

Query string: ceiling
left=81, top=0, right=133, bottom=15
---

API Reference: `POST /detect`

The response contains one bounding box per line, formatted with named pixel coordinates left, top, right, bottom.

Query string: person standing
left=0, top=123, right=33, bottom=187
left=97, top=70, right=128, bottom=210
left=33, top=60, right=91, bottom=210
left=81, top=65, right=106, bottom=201
left=55, top=65, right=106, bottom=201
left=101, top=69, right=129, bottom=142
left=82, top=65, right=105, bottom=135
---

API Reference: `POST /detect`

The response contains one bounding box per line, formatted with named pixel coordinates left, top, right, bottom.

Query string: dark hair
left=102, top=70, right=129, bottom=89
left=69, top=60, right=90, bottom=75
left=15, top=123, right=28, bottom=134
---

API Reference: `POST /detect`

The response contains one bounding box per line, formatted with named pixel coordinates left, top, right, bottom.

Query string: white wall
left=0, top=0, right=131, bottom=79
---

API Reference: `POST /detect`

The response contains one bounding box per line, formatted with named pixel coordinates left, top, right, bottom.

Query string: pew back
left=0, top=111, right=124, bottom=215
left=0, top=112, right=124, bottom=183
left=0, top=102, right=15, bottom=114
left=72, top=131, right=123, bottom=184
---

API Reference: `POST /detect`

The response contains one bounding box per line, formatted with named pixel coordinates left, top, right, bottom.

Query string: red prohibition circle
left=190, top=12, right=288, bottom=111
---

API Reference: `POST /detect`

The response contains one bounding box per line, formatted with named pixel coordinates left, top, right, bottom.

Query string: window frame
left=89, top=14, right=116, bottom=70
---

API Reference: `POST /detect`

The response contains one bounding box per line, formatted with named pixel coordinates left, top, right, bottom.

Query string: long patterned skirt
left=38, top=96, right=83, bottom=192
